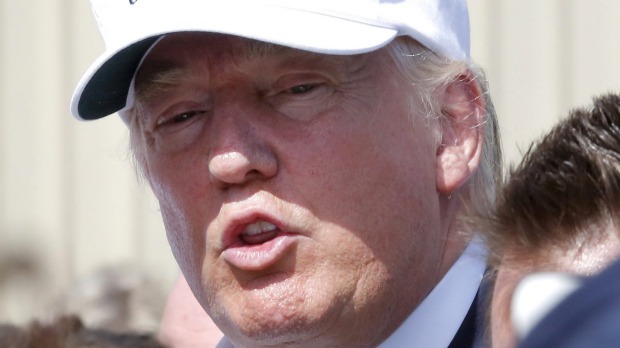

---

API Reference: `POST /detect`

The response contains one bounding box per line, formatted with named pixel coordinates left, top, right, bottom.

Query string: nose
left=207, top=103, right=278, bottom=188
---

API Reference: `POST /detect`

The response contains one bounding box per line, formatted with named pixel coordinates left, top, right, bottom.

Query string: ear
left=435, top=72, right=485, bottom=194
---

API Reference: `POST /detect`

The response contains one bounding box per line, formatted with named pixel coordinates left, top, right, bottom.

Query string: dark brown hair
left=477, top=93, right=620, bottom=266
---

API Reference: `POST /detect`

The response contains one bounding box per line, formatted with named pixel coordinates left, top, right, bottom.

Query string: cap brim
left=71, top=3, right=398, bottom=120
left=72, top=37, right=160, bottom=120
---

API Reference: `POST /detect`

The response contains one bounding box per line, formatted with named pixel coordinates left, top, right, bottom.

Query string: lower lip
left=222, top=234, right=296, bottom=271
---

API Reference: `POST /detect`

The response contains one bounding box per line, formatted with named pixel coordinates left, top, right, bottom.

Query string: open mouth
left=222, top=219, right=296, bottom=271
left=240, top=221, right=280, bottom=245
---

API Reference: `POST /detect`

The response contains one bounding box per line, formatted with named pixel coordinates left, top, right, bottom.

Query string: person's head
left=71, top=1, right=501, bottom=346
left=476, top=93, right=620, bottom=347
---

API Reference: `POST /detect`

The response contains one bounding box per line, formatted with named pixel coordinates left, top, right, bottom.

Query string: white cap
left=71, top=0, right=470, bottom=120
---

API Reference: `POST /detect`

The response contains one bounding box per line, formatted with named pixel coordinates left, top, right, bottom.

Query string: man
left=475, top=93, right=620, bottom=347
left=518, top=258, right=620, bottom=348
left=71, top=1, right=501, bottom=347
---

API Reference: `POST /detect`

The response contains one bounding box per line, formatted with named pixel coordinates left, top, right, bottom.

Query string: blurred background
left=0, top=0, right=619, bottom=332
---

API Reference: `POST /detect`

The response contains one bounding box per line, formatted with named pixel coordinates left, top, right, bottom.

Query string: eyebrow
left=134, top=40, right=294, bottom=102
left=134, top=61, right=192, bottom=105
left=133, top=37, right=358, bottom=109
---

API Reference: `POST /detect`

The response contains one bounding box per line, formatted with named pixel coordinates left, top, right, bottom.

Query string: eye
left=148, top=108, right=208, bottom=153
left=289, top=84, right=315, bottom=94
left=264, top=73, right=338, bottom=121
left=157, top=110, right=205, bottom=128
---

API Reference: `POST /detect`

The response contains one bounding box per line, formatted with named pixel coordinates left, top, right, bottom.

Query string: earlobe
left=435, top=72, right=485, bottom=194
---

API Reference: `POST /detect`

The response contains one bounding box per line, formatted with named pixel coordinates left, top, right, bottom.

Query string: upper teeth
left=243, top=221, right=277, bottom=236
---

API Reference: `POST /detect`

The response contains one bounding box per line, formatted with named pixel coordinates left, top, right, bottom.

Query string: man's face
left=491, top=230, right=620, bottom=348
left=135, top=33, right=449, bottom=347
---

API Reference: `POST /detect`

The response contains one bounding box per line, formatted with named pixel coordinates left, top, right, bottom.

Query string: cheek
left=146, top=157, right=210, bottom=280
left=306, top=114, right=437, bottom=231
left=287, top=107, right=441, bottom=276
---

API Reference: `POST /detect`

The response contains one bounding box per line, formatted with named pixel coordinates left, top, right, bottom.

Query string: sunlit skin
left=134, top=33, right=481, bottom=347
left=491, top=230, right=620, bottom=348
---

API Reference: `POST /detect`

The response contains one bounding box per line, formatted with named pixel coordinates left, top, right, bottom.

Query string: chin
left=214, top=276, right=346, bottom=347
left=223, top=305, right=336, bottom=347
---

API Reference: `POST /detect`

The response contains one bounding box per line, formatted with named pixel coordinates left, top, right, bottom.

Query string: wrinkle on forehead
left=134, top=36, right=288, bottom=98
left=133, top=33, right=375, bottom=118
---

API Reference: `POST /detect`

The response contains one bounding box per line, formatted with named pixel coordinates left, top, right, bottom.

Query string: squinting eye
left=289, top=84, right=315, bottom=94
left=157, top=110, right=203, bottom=127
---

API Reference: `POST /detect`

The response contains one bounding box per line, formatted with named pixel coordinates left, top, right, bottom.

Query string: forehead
left=149, top=32, right=296, bottom=61
left=133, top=33, right=386, bottom=108
left=136, top=33, right=368, bottom=80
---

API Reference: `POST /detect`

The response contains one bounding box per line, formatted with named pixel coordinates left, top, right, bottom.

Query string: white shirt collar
left=378, top=237, right=487, bottom=348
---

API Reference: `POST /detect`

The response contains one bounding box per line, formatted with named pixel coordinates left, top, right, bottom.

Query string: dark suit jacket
left=449, top=275, right=492, bottom=348
left=519, top=259, right=620, bottom=348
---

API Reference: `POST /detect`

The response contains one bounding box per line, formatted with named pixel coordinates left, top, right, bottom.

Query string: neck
left=437, top=192, right=470, bottom=282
